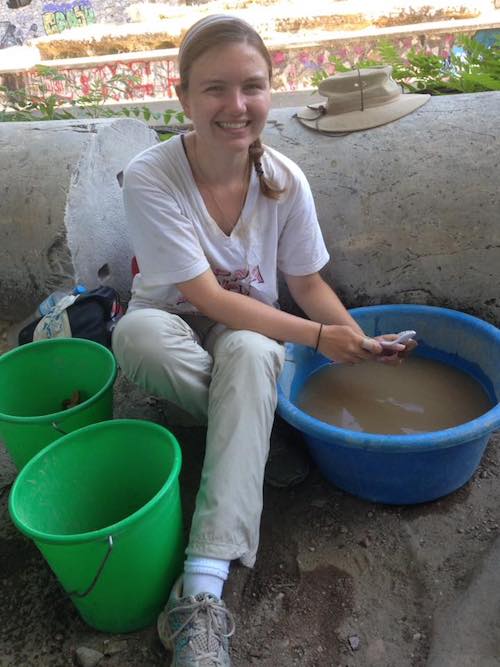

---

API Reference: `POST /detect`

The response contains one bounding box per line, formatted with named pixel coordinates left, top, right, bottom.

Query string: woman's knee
left=112, top=308, right=193, bottom=369
left=214, top=330, right=285, bottom=376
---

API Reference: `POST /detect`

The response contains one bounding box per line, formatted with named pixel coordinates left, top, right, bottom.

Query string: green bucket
left=0, top=338, right=117, bottom=470
left=9, top=419, right=184, bottom=633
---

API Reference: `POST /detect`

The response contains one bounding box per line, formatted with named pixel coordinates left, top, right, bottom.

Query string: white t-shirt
left=123, top=134, right=329, bottom=314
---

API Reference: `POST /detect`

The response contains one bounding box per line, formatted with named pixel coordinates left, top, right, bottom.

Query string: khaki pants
left=112, top=308, right=285, bottom=567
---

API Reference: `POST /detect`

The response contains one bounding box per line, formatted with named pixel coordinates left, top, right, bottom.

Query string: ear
left=176, top=84, right=191, bottom=120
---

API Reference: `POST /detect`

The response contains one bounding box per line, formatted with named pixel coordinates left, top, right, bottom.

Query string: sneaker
left=264, top=414, right=311, bottom=488
left=157, top=576, right=235, bottom=666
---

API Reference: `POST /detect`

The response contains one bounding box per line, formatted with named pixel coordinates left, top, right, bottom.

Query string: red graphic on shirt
left=213, top=265, right=264, bottom=294
left=176, top=265, right=264, bottom=304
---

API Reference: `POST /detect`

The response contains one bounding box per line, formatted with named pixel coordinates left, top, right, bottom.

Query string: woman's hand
left=375, top=334, right=418, bottom=365
left=317, top=324, right=384, bottom=364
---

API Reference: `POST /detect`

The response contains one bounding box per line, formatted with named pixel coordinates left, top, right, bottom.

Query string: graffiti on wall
left=0, top=20, right=18, bottom=48
left=271, top=34, right=456, bottom=92
left=42, top=0, right=96, bottom=35
left=25, top=58, right=179, bottom=101
left=7, top=0, right=33, bottom=8
left=1, top=19, right=38, bottom=48
left=19, top=32, right=456, bottom=102
left=0, top=0, right=97, bottom=49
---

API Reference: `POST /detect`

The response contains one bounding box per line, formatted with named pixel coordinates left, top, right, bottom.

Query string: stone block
left=0, top=117, right=158, bottom=320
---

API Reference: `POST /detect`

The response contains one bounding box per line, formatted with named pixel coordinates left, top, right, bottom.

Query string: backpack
left=18, top=286, right=123, bottom=348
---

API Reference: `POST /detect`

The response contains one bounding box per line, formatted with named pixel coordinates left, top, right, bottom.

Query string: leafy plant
left=311, top=35, right=500, bottom=94
left=0, top=65, right=185, bottom=127
left=120, top=105, right=185, bottom=129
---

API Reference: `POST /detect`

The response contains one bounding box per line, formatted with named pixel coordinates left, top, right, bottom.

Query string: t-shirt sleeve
left=277, top=165, right=330, bottom=276
left=122, top=160, right=209, bottom=285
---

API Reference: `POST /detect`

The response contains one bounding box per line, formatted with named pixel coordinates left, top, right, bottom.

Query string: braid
left=249, top=139, right=264, bottom=176
left=249, top=138, right=285, bottom=200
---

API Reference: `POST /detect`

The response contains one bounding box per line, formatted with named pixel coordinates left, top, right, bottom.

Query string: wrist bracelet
left=314, top=323, right=323, bottom=353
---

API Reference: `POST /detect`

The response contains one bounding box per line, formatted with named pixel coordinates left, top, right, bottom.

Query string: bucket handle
left=67, top=535, right=114, bottom=598
left=51, top=421, right=68, bottom=436
left=50, top=423, right=113, bottom=598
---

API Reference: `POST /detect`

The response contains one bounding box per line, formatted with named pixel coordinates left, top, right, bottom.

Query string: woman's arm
left=176, top=269, right=381, bottom=363
left=285, top=272, right=364, bottom=333
left=285, top=271, right=388, bottom=360
left=285, top=272, right=414, bottom=362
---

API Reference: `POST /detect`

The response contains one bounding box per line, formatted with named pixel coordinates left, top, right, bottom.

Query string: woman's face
left=178, top=41, right=272, bottom=155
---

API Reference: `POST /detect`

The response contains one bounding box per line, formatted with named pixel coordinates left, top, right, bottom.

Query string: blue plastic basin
left=277, top=305, right=500, bottom=504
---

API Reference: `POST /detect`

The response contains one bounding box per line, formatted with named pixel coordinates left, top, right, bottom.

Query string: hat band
left=325, top=89, right=401, bottom=116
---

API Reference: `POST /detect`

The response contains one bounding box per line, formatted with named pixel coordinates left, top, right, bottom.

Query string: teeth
left=218, top=121, right=248, bottom=129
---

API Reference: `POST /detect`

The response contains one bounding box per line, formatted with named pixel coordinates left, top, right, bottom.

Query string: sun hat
left=296, top=66, right=430, bottom=134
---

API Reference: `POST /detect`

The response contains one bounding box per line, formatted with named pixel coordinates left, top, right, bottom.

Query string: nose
left=226, top=87, right=247, bottom=114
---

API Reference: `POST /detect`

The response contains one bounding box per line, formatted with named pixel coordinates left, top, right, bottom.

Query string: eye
left=205, top=85, right=224, bottom=93
left=244, top=83, right=265, bottom=93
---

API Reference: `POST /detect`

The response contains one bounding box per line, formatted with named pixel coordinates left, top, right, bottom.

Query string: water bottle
left=37, top=291, right=67, bottom=317
left=7, top=284, right=88, bottom=349
left=37, top=284, right=87, bottom=317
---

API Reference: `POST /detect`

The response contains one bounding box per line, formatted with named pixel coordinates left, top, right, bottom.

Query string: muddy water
left=296, top=357, right=493, bottom=434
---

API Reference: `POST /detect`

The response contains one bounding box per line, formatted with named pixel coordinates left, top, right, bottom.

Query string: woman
left=113, top=14, right=409, bottom=666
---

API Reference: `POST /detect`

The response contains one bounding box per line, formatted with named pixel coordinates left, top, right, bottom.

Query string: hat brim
left=297, top=93, right=430, bottom=133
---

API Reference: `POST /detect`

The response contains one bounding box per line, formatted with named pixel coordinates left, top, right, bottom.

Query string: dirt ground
left=1, top=320, right=500, bottom=667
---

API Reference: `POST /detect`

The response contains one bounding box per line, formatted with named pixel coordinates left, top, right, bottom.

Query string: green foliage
left=0, top=66, right=185, bottom=126
left=311, top=35, right=500, bottom=94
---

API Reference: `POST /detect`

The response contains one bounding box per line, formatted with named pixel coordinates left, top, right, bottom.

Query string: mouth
left=215, top=121, right=251, bottom=130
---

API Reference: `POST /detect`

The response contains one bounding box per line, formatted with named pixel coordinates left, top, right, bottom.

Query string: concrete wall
left=263, top=91, right=500, bottom=326
left=0, top=117, right=158, bottom=320
left=1, top=92, right=499, bottom=325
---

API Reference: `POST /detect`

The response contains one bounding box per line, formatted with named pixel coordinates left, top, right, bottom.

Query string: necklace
left=192, top=143, right=250, bottom=235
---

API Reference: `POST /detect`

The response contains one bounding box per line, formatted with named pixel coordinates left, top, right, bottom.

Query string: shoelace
left=164, top=596, right=235, bottom=664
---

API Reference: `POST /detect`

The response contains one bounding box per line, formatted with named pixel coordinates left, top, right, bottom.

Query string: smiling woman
left=176, top=37, right=272, bottom=236
left=176, top=14, right=284, bottom=214
left=111, top=13, right=408, bottom=667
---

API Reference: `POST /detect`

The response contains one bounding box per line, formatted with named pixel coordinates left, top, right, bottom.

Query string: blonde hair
left=178, top=14, right=284, bottom=200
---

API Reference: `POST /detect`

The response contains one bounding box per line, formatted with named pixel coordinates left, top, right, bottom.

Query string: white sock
left=183, top=556, right=230, bottom=599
